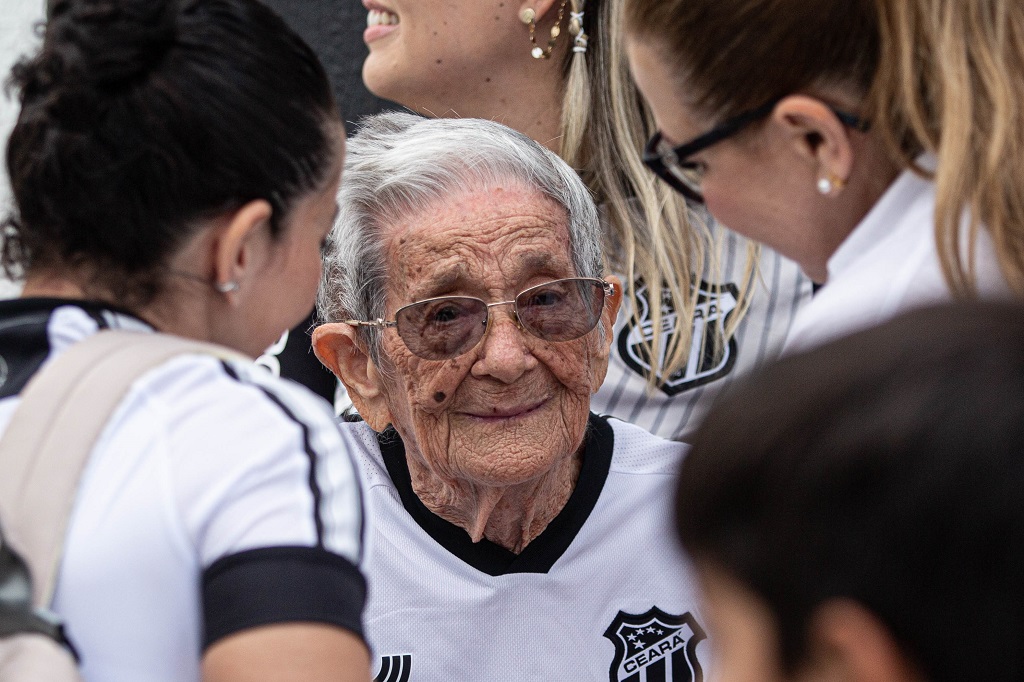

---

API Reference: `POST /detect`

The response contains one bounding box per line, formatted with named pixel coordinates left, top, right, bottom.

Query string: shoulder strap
left=0, top=330, right=244, bottom=607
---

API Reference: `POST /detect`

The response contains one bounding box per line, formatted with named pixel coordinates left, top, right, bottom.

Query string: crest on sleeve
left=617, top=280, right=738, bottom=395
left=603, top=607, right=706, bottom=682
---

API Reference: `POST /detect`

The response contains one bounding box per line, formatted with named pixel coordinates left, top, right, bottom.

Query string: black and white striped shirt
left=0, top=299, right=366, bottom=682
left=593, top=230, right=811, bottom=441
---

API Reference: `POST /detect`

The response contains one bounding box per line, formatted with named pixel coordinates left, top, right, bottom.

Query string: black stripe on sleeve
left=219, top=361, right=326, bottom=548
left=202, top=546, right=366, bottom=649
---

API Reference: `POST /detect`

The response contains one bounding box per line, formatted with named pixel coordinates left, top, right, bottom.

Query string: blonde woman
left=357, top=0, right=811, bottom=440
left=623, top=0, right=1020, bottom=350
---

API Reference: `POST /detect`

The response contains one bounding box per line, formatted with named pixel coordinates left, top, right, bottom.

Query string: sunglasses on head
left=346, top=277, right=614, bottom=361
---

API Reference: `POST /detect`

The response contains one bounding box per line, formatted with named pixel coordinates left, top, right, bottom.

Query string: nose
left=469, top=304, right=539, bottom=384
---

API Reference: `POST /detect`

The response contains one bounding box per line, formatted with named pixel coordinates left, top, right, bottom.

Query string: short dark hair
left=4, top=0, right=338, bottom=306
left=677, top=302, right=1024, bottom=681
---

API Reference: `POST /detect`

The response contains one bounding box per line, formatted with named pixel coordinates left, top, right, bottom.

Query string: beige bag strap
left=0, top=330, right=243, bottom=607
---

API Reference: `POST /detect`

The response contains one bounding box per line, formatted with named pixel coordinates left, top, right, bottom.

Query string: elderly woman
left=355, top=0, right=810, bottom=443
left=313, top=112, right=707, bottom=681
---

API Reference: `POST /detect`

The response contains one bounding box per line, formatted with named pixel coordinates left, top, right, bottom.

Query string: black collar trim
left=0, top=298, right=150, bottom=400
left=0, top=297, right=149, bottom=325
left=377, top=413, right=614, bottom=576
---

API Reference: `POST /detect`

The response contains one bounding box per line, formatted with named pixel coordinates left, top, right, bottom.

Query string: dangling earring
left=520, top=0, right=569, bottom=59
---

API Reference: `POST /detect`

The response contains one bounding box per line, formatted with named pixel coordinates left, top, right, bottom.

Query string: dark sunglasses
left=642, top=98, right=869, bottom=203
left=346, top=277, right=614, bottom=360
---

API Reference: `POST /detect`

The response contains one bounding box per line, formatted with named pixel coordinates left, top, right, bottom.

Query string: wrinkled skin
left=373, top=184, right=618, bottom=552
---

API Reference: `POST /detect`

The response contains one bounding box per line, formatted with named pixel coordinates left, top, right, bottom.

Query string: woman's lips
left=364, top=4, right=399, bottom=44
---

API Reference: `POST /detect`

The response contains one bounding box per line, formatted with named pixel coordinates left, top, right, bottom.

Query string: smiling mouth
left=364, top=6, right=399, bottom=44
left=463, top=398, right=550, bottom=422
left=367, top=8, right=398, bottom=27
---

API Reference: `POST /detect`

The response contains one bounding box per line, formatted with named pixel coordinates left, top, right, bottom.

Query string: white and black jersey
left=784, top=159, right=1012, bottom=353
left=593, top=227, right=811, bottom=442
left=0, top=299, right=366, bottom=682
left=343, top=414, right=710, bottom=682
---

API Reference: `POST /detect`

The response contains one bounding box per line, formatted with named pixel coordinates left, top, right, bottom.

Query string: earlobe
left=591, top=275, right=622, bottom=392
left=603, top=275, right=623, bottom=346
left=212, top=199, right=274, bottom=301
left=311, top=323, right=393, bottom=432
left=519, top=0, right=560, bottom=23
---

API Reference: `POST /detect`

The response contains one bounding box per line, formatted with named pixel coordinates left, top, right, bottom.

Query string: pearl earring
left=215, top=281, right=240, bottom=293
left=817, top=173, right=846, bottom=196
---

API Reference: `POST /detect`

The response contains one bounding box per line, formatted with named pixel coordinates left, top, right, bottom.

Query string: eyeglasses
left=642, top=98, right=870, bottom=203
left=346, top=277, right=614, bottom=361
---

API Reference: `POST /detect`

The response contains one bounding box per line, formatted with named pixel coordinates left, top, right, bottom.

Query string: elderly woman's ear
left=593, top=275, right=624, bottom=391
left=312, top=323, right=393, bottom=431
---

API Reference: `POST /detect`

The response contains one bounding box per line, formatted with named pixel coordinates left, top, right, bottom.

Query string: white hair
left=317, top=112, right=604, bottom=359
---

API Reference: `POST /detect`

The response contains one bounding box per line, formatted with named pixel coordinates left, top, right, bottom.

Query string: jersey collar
left=377, top=412, right=614, bottom=576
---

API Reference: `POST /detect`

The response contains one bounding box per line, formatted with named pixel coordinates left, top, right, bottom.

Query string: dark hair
left=677, top=302, right=1024, bottom=681
left=4, top=0, right=338, bottom=306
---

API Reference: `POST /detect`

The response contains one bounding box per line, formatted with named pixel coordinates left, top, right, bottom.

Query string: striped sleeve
left=162, top=356, right=366, bottom=647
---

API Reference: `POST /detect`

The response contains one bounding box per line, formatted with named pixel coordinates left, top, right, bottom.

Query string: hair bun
left=45, top=0, right=178, bottom=94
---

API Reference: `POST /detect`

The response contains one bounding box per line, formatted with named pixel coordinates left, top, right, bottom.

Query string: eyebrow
left=416, top=253, right=571, bottom=296
left=412, top=266, right=468, bottom=299
left=519, top=253, right=557, bottom=273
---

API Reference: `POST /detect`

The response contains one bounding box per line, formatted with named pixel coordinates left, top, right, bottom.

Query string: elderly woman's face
left=375, top=185, right=616, bottom=487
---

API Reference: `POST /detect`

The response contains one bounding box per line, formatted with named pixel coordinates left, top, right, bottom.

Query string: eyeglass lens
left=393, top=278, right=607, bottom=360
left=645, top=135, right=704, bottom=203
left=660, top=148, right=704, bottom=199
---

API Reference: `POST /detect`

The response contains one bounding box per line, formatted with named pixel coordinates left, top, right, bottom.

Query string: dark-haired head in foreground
left=678, top=301, right=1024, bottom=682
left=1, top=2, right=367, bottom=678
left=5, top=0, right=342, bottom=356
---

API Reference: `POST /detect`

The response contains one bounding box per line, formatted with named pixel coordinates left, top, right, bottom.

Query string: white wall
left=0, top=0, right=45, bottom=298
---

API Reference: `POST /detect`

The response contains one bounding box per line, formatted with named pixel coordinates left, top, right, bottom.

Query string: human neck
left=407, top=446, right=583, bottom=554
left=407, top=56, right=565, bottom=153
left=22, top=263, right=222, bottom=347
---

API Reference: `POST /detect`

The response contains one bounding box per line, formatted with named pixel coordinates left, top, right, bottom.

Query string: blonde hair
left=559, top=0, right=756, bottom=386
left=871, top=0, right=1024, bottom=296
left=624, top=0, right=1024, bottom=300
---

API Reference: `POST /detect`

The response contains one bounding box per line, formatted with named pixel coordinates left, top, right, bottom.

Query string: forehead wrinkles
left=384, top=195, right=574, bottom=298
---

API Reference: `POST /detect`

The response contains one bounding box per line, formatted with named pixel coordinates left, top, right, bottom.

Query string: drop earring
left=521, top=0, right=569, bottom=59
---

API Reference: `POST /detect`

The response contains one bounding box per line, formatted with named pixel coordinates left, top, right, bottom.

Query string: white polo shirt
left=0, top=299, right=366, bottom=682
left=344, top=414, right=710, bottom=682
left=785, top=159, right=1011, bottom=352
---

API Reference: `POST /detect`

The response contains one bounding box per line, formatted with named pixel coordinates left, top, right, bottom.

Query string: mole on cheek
left=434, top=391, right=446, bottom=403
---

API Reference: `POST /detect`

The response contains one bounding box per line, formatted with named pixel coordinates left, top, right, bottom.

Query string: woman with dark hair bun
left=1, top=0, right=370, bottom=680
